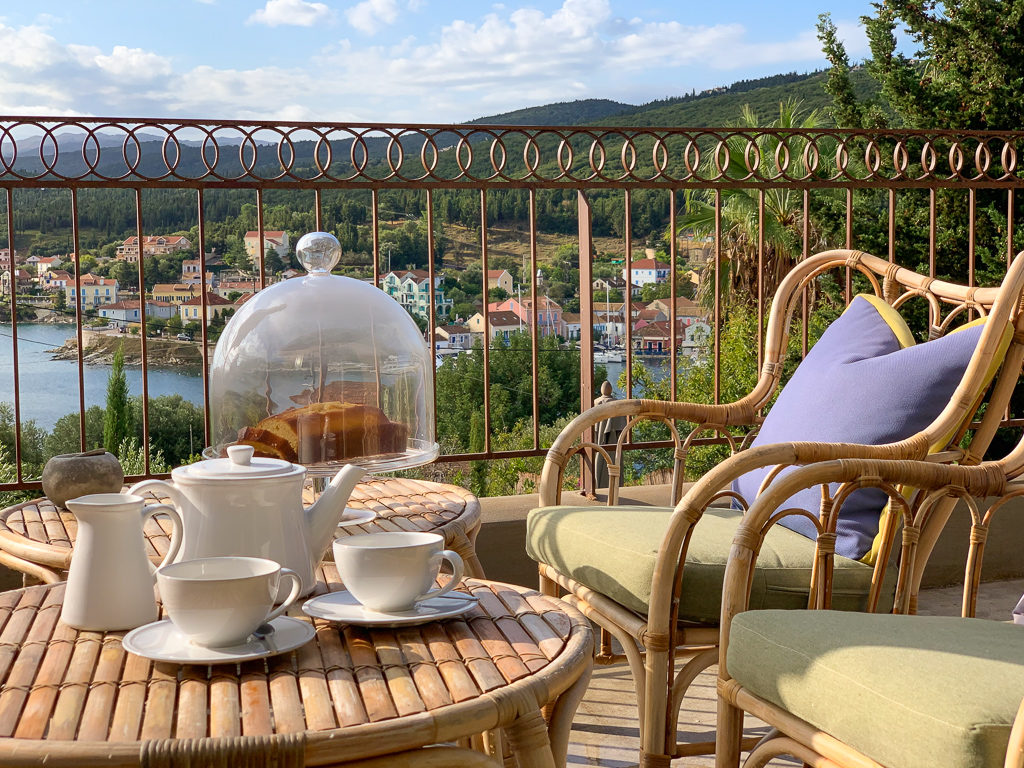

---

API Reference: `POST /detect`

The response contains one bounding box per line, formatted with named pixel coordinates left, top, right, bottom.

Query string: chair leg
left=716, top=692, right=745, bottom=768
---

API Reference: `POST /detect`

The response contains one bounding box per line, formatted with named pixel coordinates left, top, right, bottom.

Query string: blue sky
left=0, top=0, right=883, bottom=123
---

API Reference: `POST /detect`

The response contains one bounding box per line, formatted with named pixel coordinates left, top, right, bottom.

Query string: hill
left=467, top=98, right=635, bottom=126
left=597, top=68, right=879, bottom=127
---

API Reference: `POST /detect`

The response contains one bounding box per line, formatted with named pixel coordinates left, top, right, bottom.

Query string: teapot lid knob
left=227, top=445, right=255, bottom=466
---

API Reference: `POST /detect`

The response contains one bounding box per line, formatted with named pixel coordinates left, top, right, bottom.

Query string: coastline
left=48, top=330, right=204, bottom=372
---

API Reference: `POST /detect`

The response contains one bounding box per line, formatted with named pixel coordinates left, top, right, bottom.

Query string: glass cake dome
left=205, top=232, right=437, bottom=474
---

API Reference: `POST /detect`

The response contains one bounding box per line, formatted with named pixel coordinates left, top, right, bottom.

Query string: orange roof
left=181, top=292, right=233, bottom=306
left=627, top=258, right=670, bottom=270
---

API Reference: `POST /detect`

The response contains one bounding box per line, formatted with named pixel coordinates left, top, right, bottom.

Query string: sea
left=0, top=323, right=670, bottom=432
left=0, top=324, right=205, bottom=431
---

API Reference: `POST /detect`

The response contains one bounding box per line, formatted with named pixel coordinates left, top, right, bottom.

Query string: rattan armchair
left=716, top=439, right=1024, bottom=768
left=528, top=248, right=1024, bottom=767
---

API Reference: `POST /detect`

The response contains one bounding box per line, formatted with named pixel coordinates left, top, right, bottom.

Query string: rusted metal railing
left=0, top=118, right=1022, bottom=490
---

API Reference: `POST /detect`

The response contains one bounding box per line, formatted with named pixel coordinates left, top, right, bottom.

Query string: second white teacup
left=333, top=531, right=465, bottom=613
left=156, top=557, right=302, bottom=647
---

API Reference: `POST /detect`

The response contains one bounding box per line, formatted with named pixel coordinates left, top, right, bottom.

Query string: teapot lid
left=184, top=445, right=297, bottom=479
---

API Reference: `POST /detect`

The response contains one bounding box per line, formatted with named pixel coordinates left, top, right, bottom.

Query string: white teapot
left=130, top=445, right=364, bottom=595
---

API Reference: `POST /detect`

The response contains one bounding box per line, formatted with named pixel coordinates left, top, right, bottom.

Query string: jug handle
left=129, top=479, right=184, bottom=575
left=140, top=503, right=183, bottom=576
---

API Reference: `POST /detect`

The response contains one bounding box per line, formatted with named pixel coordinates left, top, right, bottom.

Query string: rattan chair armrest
left=538, top=397, right=760, bottom=506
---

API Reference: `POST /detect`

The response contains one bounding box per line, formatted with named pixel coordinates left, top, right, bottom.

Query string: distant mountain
left=460, top=71, right=881, bottom=129
left=596, top=69, right=879, bottom=127
left=467, top=98, right=635, bottom=126
left=4, top=70, right=882, bottom=182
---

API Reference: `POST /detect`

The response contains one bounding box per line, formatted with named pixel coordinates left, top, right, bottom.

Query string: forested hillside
left=0, top=68, right=880, bottom=258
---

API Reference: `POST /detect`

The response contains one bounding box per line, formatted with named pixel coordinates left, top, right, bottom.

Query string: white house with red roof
left=98, top=300, right=177, bottom=327
left=243, top=231, right=290, bottom=261
left=179, top=292, right=235, bottom=323
left=26, top=255, right=63, bottom=276
left=623, top=257, right=670, bottom=287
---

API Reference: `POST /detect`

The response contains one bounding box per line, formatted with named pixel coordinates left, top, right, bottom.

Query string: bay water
left=0, top=323, right=204, bottom=432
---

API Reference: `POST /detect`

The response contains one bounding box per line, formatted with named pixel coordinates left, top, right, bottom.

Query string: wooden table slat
left=0, top=579, right=592, bottom=767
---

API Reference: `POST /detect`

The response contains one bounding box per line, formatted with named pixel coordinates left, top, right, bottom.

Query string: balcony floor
left=564, top=578, right=1024, bottom=767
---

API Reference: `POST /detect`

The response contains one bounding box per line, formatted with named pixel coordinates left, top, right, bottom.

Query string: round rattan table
left=0, top=569, right=593, bottom=767
left=0, top=478, right=484, bottom=585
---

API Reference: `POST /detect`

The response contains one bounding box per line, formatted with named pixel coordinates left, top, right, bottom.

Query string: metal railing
left=0, top=117, right=1023, bottom=490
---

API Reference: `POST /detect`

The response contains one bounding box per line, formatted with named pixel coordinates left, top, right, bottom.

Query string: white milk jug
left=61, top=493, right=182, bottom=631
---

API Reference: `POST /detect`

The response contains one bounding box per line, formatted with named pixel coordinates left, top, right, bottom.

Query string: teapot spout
left=306, top=464, right=366, bottom=562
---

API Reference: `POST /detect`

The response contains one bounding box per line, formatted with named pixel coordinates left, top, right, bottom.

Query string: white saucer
left=301, top=590, right=476, bottom=627
left=337, top=508, right=377, bottom=529
left=122, top=616, right=315, bottom=664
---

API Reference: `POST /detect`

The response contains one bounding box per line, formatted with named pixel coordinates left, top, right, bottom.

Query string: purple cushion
left=732, top=296, right=984, bottom=561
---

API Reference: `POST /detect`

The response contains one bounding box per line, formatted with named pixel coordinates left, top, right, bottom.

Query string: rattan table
left=0, top=569, right=593, bottom=767
left=0, top=477, right=484, bottom=584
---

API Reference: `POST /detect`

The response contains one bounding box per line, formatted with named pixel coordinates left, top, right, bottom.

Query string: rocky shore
left=49, top=332, right=203, bottom=370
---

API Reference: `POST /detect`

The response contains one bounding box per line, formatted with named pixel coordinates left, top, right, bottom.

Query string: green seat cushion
left=727, top=611, right=1024, bottom=768
left=526, top=505, right=892, bottom=623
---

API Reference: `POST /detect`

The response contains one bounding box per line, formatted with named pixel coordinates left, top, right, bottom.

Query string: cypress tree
left=103, top=343, right=131, bottom=454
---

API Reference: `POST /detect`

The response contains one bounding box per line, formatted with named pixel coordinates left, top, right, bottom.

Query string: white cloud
left=0, top=3, right=859, bottom=124
left=345, top=0, right=400, bottom=35
left=93, top=46, right=173, bottom=82
left=246, top=0, right=333, bottom=27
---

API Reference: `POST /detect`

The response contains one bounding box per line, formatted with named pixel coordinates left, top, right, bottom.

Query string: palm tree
left=679, top=100, right=836, bottom=309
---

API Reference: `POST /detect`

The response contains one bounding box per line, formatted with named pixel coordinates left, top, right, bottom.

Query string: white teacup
left=156, top=557, right=302, bottom=647
left=333, top=531, right=465, bottom=613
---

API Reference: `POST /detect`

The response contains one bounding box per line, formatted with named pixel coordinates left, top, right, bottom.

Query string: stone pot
left=42, top=450, right=124, bottom=509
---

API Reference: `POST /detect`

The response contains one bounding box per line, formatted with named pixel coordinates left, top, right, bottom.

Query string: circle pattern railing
left=1, top=118, right=1022, bottom=188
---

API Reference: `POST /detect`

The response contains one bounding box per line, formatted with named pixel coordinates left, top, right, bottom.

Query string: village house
left=646, top=295, right=704, bottom=320
left=1, top=269, right=33, bottom=293
left=152, top=283, right=199, bottom=304
left=25, top=255, right=63, bottom=276
left=39, top=270, right=73, bottom=291
left=382, top=269, right=453, bottom=320
left=487, top=295, right=563, bottom=337
left=623, top=255, right=670, bottom=287
left=214, top=279, right=260, bottom=299
left=179, top=292, right=235, bottom=323
left=562, top=312, right=582, bottom=340
left=632, top=318, right=713, bottom=356
left=180, top=260, right=216, bottom=287
left=467, top=310, right=523, bottom=342
left=0, top=249, right=17, bottom=271
left=486, top=269, right=515, bottom=294
left=592, top=275, right=640, bottom=297
left=243, top=231, right=290, bottom=261
left=433, top=324, right=473, bottom=350
left=116, top=235, right=192, bottom=263
left=65, top=274, right=119, bottom=310
left=98, top=300, right=177, bottom=329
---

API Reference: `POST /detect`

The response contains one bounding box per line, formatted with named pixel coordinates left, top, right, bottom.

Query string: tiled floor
left=565, top=578, right=1024, bottom=767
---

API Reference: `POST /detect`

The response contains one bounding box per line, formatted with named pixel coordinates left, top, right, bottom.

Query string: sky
left=0, top=0, right=885, bottom=124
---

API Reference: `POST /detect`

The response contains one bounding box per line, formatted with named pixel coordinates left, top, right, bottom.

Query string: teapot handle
left=139, top=503, right=183, bottom=576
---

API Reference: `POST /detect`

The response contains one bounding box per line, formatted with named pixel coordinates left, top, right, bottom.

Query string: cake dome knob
left=296, top=231, right=342, bottom=274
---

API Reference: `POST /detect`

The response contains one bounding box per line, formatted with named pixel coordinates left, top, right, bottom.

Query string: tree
left=678, top=100, right=834, bottom=306
left=103, top=343, right=132, bottom=454
left=107, top=260, right=136, bottom=290
left=131, top=395, right=204, bottom=466
left=45, top=406, right=105, bottom=457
